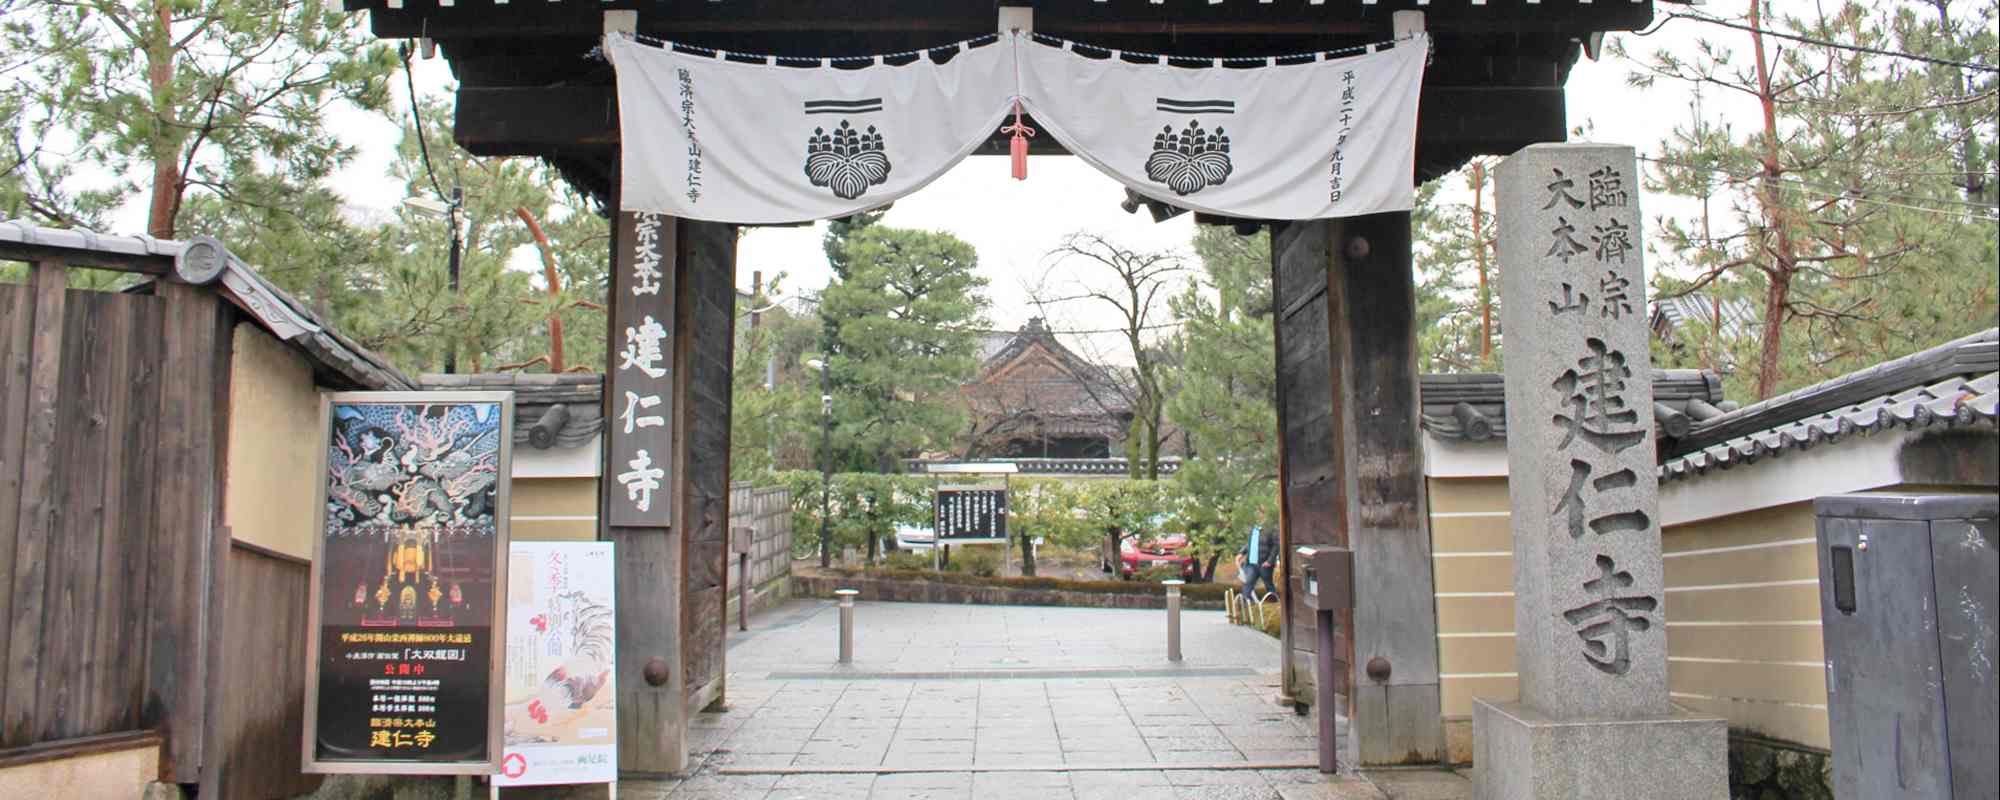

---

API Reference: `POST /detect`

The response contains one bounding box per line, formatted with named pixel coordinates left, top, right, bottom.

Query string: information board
left=304, top=392, right=512, bottom=775
left=496, top=542, right=618, bottom=787
left=935, top=485, right=1008, bottom=541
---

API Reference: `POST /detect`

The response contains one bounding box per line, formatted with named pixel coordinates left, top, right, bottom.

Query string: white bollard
left=835, top=588, right=858, bottom=664
left=1163, top=579, right=1184, bottom=662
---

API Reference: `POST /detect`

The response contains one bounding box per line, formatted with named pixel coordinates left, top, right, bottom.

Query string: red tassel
left=1001, top=101, right=1035, bottom=182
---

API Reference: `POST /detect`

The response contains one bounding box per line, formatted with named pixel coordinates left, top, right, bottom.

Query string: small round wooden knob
left=1365, top=656, right=1392, bottom=682
left=643, top=657, right=671, bottom=687
left=1345, top=236, right=1371, bottom=260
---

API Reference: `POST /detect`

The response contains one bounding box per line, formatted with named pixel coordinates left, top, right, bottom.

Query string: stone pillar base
left=1471, top=698, right=1727, bottom=800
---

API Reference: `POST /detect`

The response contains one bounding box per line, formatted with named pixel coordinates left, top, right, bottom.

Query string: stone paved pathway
left=564, top=598, right=1468, bottom=800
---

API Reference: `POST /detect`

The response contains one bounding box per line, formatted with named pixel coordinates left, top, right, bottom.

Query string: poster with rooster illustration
left=495, top=542, right=618, bottom=787
left=304, top=392, right=512, bottom=775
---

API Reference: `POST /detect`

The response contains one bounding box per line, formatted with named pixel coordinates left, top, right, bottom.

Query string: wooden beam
left=359, top=0, right=1650, bottom=41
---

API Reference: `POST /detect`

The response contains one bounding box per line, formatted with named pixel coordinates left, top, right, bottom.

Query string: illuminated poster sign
left=304, top=392, right=513, bottom=775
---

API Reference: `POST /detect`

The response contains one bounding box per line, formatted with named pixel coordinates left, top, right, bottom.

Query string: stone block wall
left=1422, top=444, right=1837, bottom=800
left=726, top=482, right=793, bottom=619
left=1426, top=475, right=1518, bottom=763
left=1661, top=502, right=1829, bottom=749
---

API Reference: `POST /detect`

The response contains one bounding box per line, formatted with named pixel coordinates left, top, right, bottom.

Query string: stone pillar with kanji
left=1472, top=143, right=1726, bottom=799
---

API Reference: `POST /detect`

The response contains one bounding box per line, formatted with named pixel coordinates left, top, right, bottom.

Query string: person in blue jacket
left=1237, top=523, right=1279, bottom=599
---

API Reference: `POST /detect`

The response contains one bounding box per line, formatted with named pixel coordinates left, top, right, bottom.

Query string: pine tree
left=819, top=225, right=991, bottom=472
left=1619, top=0, right=1998, bottom=398
left=1166, top=226, right=1279, bottom=578
left=1, top=0, right=396, bottom=238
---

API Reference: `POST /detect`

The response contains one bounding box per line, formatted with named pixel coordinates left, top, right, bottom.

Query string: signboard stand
left=927, top=463, right=1017, bottom=572
left=495, top=542, right=619, bottom=794
left=304, top=392, right=514, bottom=776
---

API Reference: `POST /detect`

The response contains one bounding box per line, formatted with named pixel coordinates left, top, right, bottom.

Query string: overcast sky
left=135, top=17, right=1742, bottom=357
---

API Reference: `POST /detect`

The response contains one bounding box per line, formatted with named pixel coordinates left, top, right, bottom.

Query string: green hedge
left=815, top=565, right=1234, bottom=600
left=770, top=471, right=1277, bottom=577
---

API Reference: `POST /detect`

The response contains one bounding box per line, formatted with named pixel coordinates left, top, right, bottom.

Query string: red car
left=1104, top=531, right=1198, bottom=581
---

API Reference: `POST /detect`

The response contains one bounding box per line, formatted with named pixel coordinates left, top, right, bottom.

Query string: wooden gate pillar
left=606, top=210, right=688, bottom=775
left=1271, top=213, right=1444, bottom=766
left=603, top=209, right=739, bottom=776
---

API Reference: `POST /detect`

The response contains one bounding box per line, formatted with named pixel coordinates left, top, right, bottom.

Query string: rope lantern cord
left=602, top=29, right=1413, bottom=68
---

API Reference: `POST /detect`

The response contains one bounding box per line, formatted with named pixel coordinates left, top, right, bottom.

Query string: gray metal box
left=1294, top=546, right=1353, bottom=612
left=1814, top=492, right=1997, bottom=800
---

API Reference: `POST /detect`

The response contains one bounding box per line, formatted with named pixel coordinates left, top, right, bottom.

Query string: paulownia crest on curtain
left=1145, top=98, right=1236, bottom=196
left=803, top=111, right=893, bottom=199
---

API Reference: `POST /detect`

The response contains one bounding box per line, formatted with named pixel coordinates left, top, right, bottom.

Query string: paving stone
left=883, top=753, right=975, bottom=769
left=1259, top=769, right=1333, bottom=785
left=866, top=787, right=972, bottom=800
left=705, top=752, right=797, bottom=768
left=1172, top=785, right=1283, bottom=800
left=1165, top=768, right=1268, bottom=786
left=1144, top=734, right=1235, bottom=751
left=1152, top=749, right=1247, bottom=764
left=892, top=737, right=975, bottom=751
left=1060, top=750, right=1155, bottom=766
left=671, top=773, right=783, bottom=793
left=1068, top=769, right=1171, bottom=793
left=1362, top=769, right=1473, bottom=800
left=708, top=600, right=1328, bottom=786
left=971, top=770, right=1071, bottom=791
left=1274, top=781, right=1391, bottom=800
left=872, top=771, right=974, bottom=790
left=1238, top=749, right=1317, bottom=764
left=772, top=773, right=878, bottom=792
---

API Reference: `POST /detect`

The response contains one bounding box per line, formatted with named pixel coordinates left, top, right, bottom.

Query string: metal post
left=738, top=552, right=751, bottom=632
left=1164, top=579, right=1184, bottom=662
left=835, top=588, right=858, bottom=664
left=443, top=188, right=463, bottom=374
left=1315, top=608, right=1339, bottom=773
left=818, top=365, right=832, bottom=568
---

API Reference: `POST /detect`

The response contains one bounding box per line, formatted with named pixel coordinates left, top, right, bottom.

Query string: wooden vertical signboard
left=609, top=210, right=677, bottom=528
left=302, top=392, right=513, bottom=775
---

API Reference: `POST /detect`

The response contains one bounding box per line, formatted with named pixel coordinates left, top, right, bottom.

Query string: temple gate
left=340, top=0, right=1658, bottom=773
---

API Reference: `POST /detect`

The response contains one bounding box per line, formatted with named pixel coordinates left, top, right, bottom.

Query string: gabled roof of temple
left=1658, top=329, right=1999, bottom=483
left=0, top=218, right=412, bottom=391
left=965, top=318, right=1134, bottom=440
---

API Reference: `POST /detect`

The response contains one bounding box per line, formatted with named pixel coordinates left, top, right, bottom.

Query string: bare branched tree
left=1032, top=232, right=1189, bottom=480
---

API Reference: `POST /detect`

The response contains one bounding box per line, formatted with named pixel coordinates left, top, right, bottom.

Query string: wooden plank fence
left=0, top=264, right=219, bottom=781
left=1, top=243, right=325, bottom=797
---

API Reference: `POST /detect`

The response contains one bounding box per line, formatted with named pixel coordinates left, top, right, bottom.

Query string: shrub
left=1255, top=600, right=1281, bottom=639
left=818, top=565, right=1234, bottom=600
left=881, top=550, right=932, bottom=571
left=961, top=550, right=1001, bottom=577
left=1131, top=565, right=1184, bottom=583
